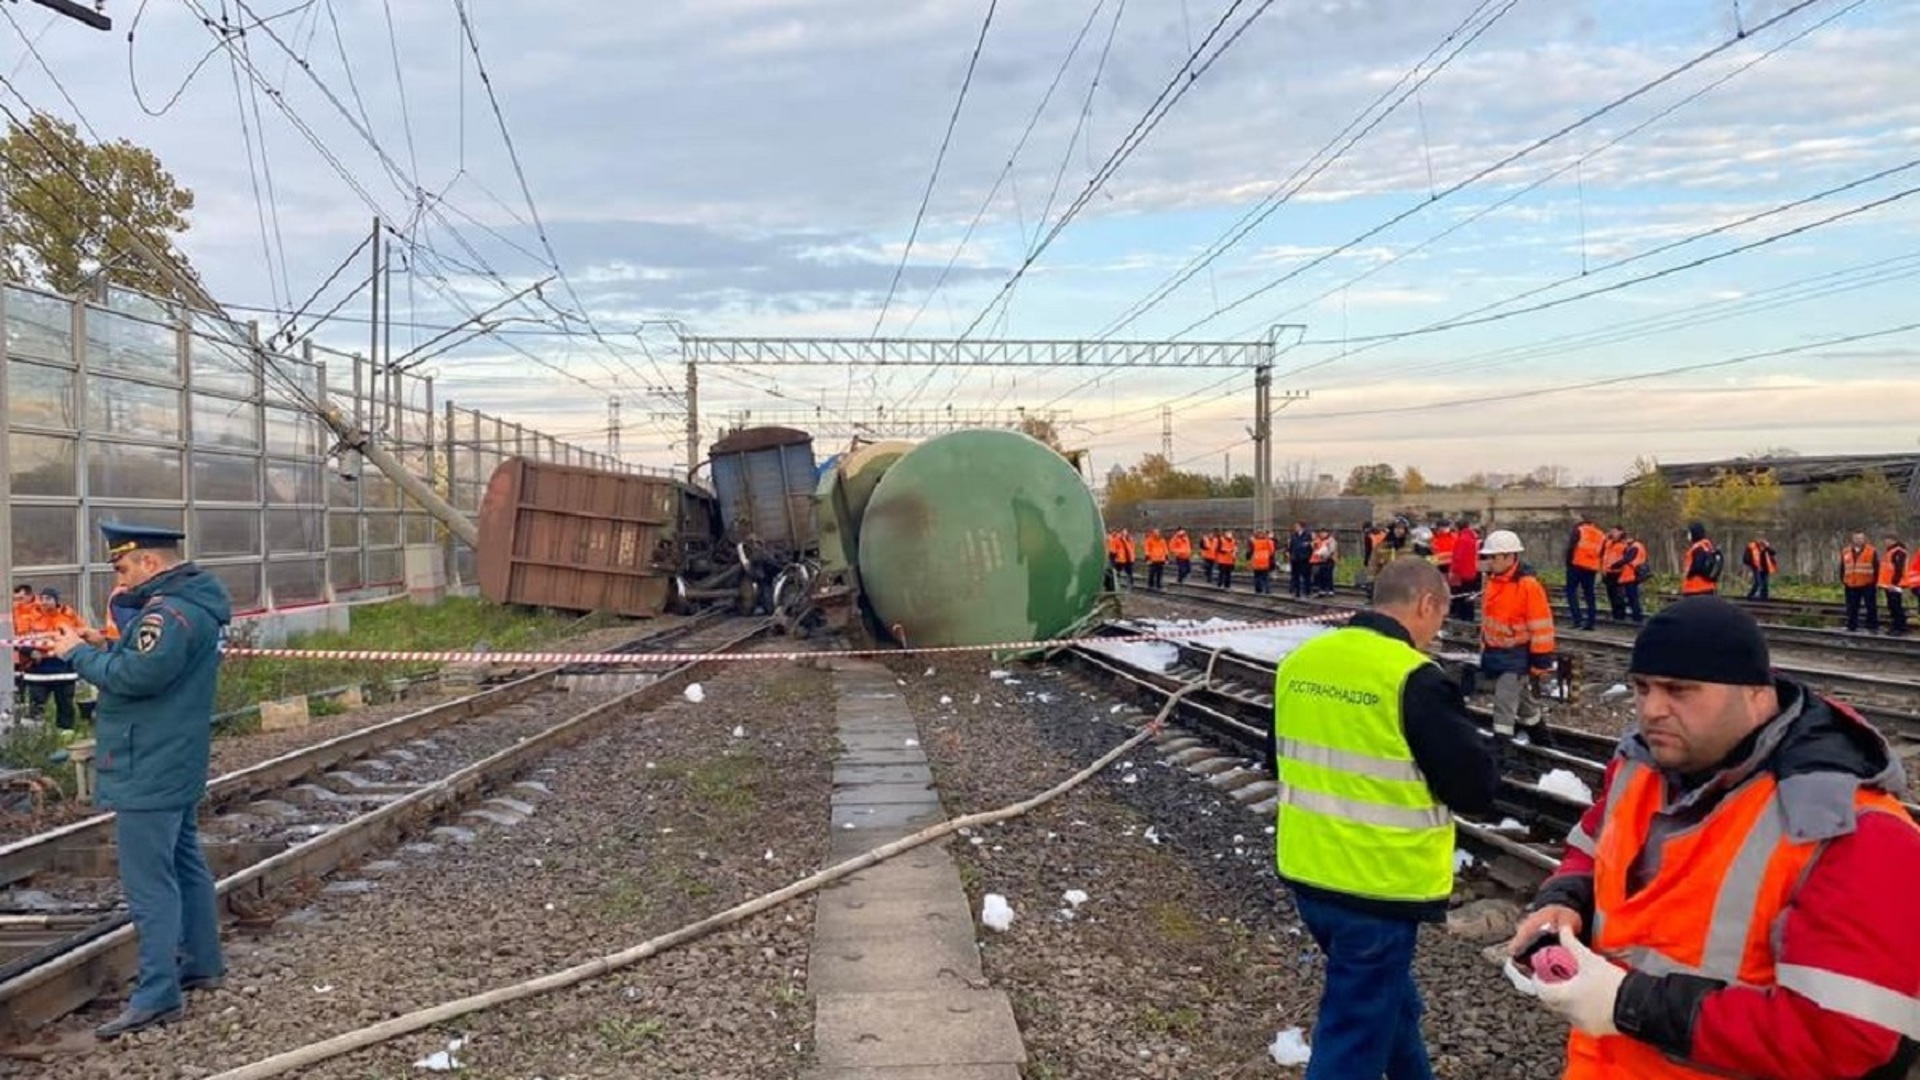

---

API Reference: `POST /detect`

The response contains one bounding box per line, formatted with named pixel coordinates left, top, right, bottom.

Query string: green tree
left=1402, top=465, right=1428, bottom=494
left=1, top=113, right=198, bottom=299
left=1622, top=456, right=1683, bottom=570
left=1785, top=470, right=1911, bottom=537
left=1103, top=453, right=1218, bottom=521
left=1218, top=473, right=1256, bottom=498
left=1342, top=463, right=1400, bottom=496
left=1682, top=470, right=1784, bottom=536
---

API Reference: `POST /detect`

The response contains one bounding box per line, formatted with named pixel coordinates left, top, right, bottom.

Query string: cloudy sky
left=6, top=0, right=1918, bottom=485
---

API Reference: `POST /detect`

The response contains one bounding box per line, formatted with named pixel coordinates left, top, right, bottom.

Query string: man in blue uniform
left=45, top=522, right=233, bottom=1039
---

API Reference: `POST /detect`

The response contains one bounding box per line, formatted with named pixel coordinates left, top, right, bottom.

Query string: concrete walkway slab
left=812, top=990, right=1025, bottom=1070
left=810, top=662, right=1024, bottom=1076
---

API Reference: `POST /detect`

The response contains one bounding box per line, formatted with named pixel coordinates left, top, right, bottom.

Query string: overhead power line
left=1174, top=0, right=1835, bottom=339
left=870, top=0, right=999, bottom=337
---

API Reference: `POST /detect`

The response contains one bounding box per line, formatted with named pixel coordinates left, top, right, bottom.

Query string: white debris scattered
left=1121, top=772, right=1139, bottom=785
left=646, top=761, right=656, bottom=770
left=1109, top=704, right=1125, bottom=715
left=1124, top=616, right=1335, bottom=666
left=1078, top=638, right=1181, bottom=673
left=764, top=849, right=774, bottom=861
left=1062, top=889, right=1090, bottom=909
left=841, top=822, right=854, bottom=830
left=730, top=724, right=746, bottom=739
left=1269, top=1027, right=1312, bottom=1066
left=971, top=693, right=982, bottom=705
left=1143, top=825, right=1162, bottom=845
left=683, top=683, right=705, bottom=704
left=924, top=667, right=936, bottom=677
left=896, top=678, right=907, bottom=686
left=904, top=738, right=919, bottom=747
left=1602, top=682, right=1632, bottom=702
left=970, top=836, right=986, bottom=846
left=1003, top=678, right=1022, bottom=685
left=545, top=902, right=555, bottom=911
left=1537, top=768, right=1595, bottom=805
left=1454, top=849, right=1476, bottom=873
left=1036, top=692, right=1054, bottom=704
left=1495, top=817, right=1527, bottom=833
left=414, top=1036, right=468, bottom=1071
left=989, top=669, right=1012, bottom=680
left=981, top=893, right=1015, bottom=932
left=939, top=695, right=953, bottom=705
left=313, top=983, right=333, bottom=993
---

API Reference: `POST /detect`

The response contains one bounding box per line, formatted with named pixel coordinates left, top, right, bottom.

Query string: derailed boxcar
left=708, top=426, right=818, bottom=556
left=476, top=457, right=719, bottom=617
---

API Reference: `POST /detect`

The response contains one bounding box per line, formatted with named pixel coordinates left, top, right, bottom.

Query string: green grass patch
left=0, top=723, right=80, bottom=796
left=1147, top=901, right=1205, bottom=945
left=215, top=597, right=609, bottom=714
left=685, top=750, right=763, bottom=821
left=595, top=1014, right=667, bottom=1052
left=1138, top=1003, right=1203, bottom=1037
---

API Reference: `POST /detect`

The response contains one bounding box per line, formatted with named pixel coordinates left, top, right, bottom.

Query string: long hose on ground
left=206, top=678, right=1207, bottom=1080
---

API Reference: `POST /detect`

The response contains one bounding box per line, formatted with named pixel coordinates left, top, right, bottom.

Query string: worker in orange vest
left=1877, top=533, right=1907, bottom=636
left=1508, top=598, right=1920, bottom=1080
left=1169, top=528, right=1193, bottom=584
left=1431, top=523, right=1456, bottom=578
left=17, top=587, right=86, bottom=732
left=1311, top=529, right=1338, bottom=596
left=1215, top=531, right=1239, bottom=590
left=1680, top=523, right=1722, bottom=596
left=1741, top=536, right=1778, bottom=600
left=1248, top=530, right=1277, bottom=594
left=1600, top=526, right=1648, bottom=625
left=1200, top=531, right=1219, bottom=585
left=1143, top=529, right=1169, bottom=591
left=1479, top=529, right=1556, bottom=748
left=1840, top=532, right=1878, bottom=633
left=1564, top=515, right=1606, bottom=631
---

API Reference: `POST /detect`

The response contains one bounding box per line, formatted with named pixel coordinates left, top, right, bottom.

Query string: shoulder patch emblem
left=134, top=612, right=165, bottom=653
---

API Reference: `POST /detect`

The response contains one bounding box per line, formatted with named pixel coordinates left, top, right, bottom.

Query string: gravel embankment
left=889, top=651, right=1571, bottom=1079
left=33, top=656, right=836, bottom=1079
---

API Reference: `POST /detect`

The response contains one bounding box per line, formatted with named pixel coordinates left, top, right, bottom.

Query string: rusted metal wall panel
left=476, top=457, right=710, bottom=617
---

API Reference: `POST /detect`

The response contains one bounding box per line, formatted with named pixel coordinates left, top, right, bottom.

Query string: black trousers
left=1886, top=588, right=1908, bottom=634
left=1252, top=569, right=1271, bottom=594
left=25, top=680, right=76, bottom=730
left=1147, top=561, right=1164, bottom=589
left=1218, top=565, right=1234, bottom=589
left=1175, top=558, right=1191, bottom=583
left=1289, top=559, right=1311, bottom=597
left=1845, top=585, right=1879, bottom=631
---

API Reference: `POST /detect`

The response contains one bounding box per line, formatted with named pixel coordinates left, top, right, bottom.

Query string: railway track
left=1146, top=581, right=1920, bottom=740
left=0, top=612, right=767, bottom=1038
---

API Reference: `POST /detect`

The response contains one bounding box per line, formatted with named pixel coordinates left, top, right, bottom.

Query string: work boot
left=95, top=1004, right=184, bottom=1040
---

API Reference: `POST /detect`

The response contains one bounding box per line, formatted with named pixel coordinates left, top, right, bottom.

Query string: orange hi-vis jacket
left=1745, top=541, right=1778, bottom=575
left=1614, top=539, right=1647, bottom=586
left=1216, top=534, right=1238, bottom=566
left=1169, top=530, right=1192, bottom=560
left=1432, top=527, right=1456, bottom=571
left=1481, top=564, right=1555, bottom=666
left=1903, top=545, right=1920, bottom=590
left=1201, top=534, right=1219, bottom=564
left=1563, top=748, right=1918, bottom=1079
left=1879, top=542, right=1907, bottom=589
left=1681, top=539, right=1719, bottom=594
left=1144, top=532, right=1169, bottom=564
left=1599, top=537, right=1624, bottom=576
left=1841, top=544, right=1878, bottom=588
left=1249, top=536, right=1276, bottom=571
left=1570, top=522, right=1606, bottom=572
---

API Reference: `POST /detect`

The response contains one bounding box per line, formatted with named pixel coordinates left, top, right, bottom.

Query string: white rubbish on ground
left=414, top=1037, right=468, bottom=1071
left=1454, top=849, right=1476, bottom=872
left=1062, top=889, right=1090, bottom=909
left=1495, top=817, right=1527, bottom=832
left=1121, top=772, right=1139, bottom=785
left=924, top=667, right=936, bottom=677
left=1602, top=682, right=1632, bottom=701
left=1537, top=768, right=1595, bottom=805
left=683, top=683, right=705, bottom=704
left=1142, top=825, right=1162, bottom=845
left=939, top=695, right=953, bottom=705
left=1079, top=638, right=1181, bottom=673
left=1109, top=703, right=1125, bottom=714
left=730, top=724, right=746, bottom=739
left=904, top=738, right=919, bottom=747
left=981, top=893, right=1015, bottom=932
left=1269, top=1027, right=1312, bottom=1066
left=989, top=669, right=1012, bottom=680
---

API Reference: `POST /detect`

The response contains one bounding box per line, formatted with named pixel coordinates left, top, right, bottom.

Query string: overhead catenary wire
left=869, top=0, right=999, bottom=338
left=1173, top=0, right=1836, bottom=339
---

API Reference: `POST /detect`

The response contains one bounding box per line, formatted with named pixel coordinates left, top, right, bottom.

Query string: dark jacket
left=1532, top=678, right=1920, bottom=1079
left=1273, top=610, right=1500, bottom=923
left=67, top=563, right=233, bottom=811
left=1287, top=529, right=1314, bottom=562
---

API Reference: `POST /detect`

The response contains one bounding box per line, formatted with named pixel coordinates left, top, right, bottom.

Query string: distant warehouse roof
left=1634, top=453, right=1920, bottom=502
left=1121, top=497, right=1375, bottom=529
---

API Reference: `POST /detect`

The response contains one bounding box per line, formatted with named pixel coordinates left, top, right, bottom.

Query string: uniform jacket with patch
left=1531, top=679, right=1920, bottom=1078
left=67, top=564, right=233, bottom=811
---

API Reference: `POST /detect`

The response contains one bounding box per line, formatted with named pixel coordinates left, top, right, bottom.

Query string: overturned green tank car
left=852, top=429, right=1106, bottom=648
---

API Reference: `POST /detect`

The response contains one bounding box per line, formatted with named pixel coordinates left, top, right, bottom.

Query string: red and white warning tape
left=2, top=610, right=1354, bottom=667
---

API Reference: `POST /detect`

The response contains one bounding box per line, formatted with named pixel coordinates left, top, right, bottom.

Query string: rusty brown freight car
left=475, top=457, right=720, bottom=617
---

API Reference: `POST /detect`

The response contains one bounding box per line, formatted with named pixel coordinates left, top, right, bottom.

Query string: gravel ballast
left=890, top=650, right=1572, bottom=1079
left=23, top=656, right=837, bottom=1079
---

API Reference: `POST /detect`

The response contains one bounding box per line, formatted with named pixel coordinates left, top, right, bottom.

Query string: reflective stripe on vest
left=1272, top=627, right=1454, bottom=903
left=1569, top=760, right=1920, bottom=1078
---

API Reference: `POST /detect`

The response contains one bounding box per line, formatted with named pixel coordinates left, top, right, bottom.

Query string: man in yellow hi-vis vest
left=1272, top=557, right=1499, bottom=1079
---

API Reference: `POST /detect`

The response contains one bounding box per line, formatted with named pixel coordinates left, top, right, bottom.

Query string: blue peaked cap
left=102, top=521, right=186, bottom=558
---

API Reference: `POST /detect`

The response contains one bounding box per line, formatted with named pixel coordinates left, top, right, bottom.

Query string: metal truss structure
left=715, top=406, right=1074, bottom=440
left=681, top=336, right=1270, bottom=369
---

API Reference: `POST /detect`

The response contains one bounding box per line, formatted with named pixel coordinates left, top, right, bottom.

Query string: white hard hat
left=1411, top=526, right=1434, bottom=545
left=1481, top=529, right=1524, bottom=555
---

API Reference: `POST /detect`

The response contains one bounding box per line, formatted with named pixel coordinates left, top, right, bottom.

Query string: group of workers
left=1272, top=557, right=1920, bottom=1079
left=1106, top=525, right=1339, bottom=595
left=6, top=523, right=234, bottom=1041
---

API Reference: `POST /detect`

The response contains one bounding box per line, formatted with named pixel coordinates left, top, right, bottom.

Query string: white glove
left=1535, top=927, right=1625, bottom=1038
